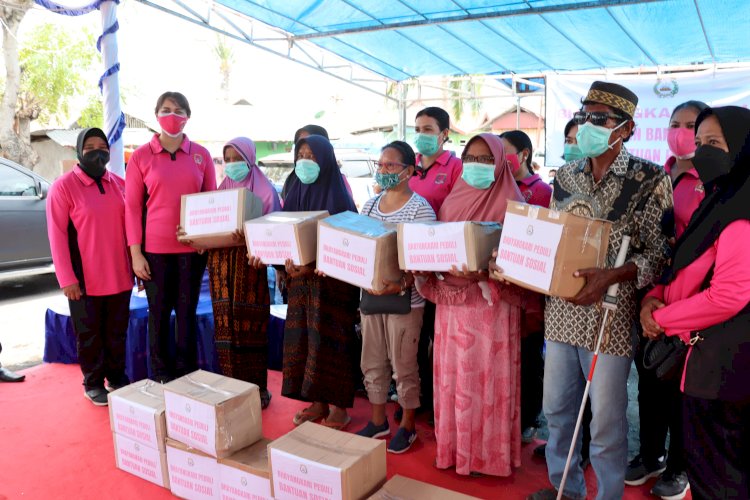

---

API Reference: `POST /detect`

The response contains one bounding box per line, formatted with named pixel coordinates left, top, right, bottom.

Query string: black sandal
left=260, top=390, right=272, bottom=409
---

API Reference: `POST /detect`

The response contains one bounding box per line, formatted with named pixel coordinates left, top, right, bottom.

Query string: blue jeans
left=543, top=341, right=632, bottom=500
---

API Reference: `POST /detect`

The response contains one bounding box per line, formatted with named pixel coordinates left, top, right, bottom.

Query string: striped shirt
left=361, top=192, right=436, bottom=307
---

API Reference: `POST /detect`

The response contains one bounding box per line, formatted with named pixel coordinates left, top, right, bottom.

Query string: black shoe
left=624, top=454, right=666, bottom=486
left=106, top=377, right=130, bottom=392
left=533, top=443, right=547, bottom=458
left=355, top=420, right=390, bottom=439
left=260, top=390, right=272, bottom=410
left=0, top=366, right=25, bottom=382
left=526, top=488, right=580, bottom=500
left=651, top=470, right=690, bottom=500
left=84, top=387, right=109, bottom=406
left=387, top=427, right=417, bottom=454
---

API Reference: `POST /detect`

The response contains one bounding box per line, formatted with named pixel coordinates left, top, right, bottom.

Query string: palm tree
left=215, top=36, right=234, bottom=103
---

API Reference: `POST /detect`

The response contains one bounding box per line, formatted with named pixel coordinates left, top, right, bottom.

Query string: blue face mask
left=224, top=161, right=249, bottom=181
left=414, top=133, right=441, bottom=156
left=461, top=162, right=495, bottom=189
left=563, top=143, right=585, bottom=162
left=295, top=159, right=320, bottom=184
left=575, top=121, right=625, bottom=158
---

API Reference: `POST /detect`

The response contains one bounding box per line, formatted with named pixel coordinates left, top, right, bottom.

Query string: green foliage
left=449, top=77, right=483, bottom=121
left=19, top=23, right=99, bottom=123
left=78, top=94, right=103, bottom=128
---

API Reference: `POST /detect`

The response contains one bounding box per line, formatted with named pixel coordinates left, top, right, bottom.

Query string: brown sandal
left=292, top=406, right=328, bottom=426
left=320, top=415, right=351, bottom=431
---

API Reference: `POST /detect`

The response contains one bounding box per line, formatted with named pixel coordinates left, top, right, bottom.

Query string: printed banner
left=545, top=68, right=750, bottom=167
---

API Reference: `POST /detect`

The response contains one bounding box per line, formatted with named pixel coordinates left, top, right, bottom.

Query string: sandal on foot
left=260, top=390, right=272, bottom=410
left=320, top=415, right=352, bottom=431
left=293, top=406, right=328, bottom=426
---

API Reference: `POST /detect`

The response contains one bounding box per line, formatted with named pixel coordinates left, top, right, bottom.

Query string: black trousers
left=683, top=394, right=749, bottom=500
left=144, top=252, right=207, bottom=381
left=634, top=335, right=686, bottom=472
left=416, top=300, right=436, bottom=410
left=68, top=290, right=130, bottom=390
left=521, top=330, right=545, bottom=430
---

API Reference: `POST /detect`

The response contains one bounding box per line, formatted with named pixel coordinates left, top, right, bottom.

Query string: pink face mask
left=506, top=153, right=522, bottom=174
left=157, top=113, right=188, bottom=137
left=667, top=127, right=696, bottom=159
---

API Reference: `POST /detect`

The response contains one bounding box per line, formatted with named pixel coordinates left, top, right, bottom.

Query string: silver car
left=0, top=158, right=53, bottom=278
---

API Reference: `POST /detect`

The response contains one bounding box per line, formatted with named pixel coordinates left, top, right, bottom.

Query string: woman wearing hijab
left=209, top=137, right=280, bottom=408
left=416, top=133, right=524, bottom=477
left=125, top=91, right=216, bottom=383
left=47, top=128, right=133, bottom=405
left=641, top=106, right=750, bottom=499
left=281, top=134, right=359, bottom=429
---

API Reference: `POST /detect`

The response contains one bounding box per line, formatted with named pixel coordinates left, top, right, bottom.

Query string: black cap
left=583, top=81, right=639, bottom=119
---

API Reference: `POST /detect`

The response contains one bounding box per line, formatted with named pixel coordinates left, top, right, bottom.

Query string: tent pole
left=100, top=1, right=125, bottom=177
left=398, top=83, right=407, bottom=141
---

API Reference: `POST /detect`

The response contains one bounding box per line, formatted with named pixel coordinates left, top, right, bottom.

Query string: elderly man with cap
left=46, top=128, right=133, bottom=406
left=527, top=82, right=672, bottom=500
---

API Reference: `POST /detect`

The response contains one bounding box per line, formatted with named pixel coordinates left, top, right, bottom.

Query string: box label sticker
left=219, top=464, right=272, bottom=500
left=317, top=225, right=376, bottom=289
left=165, top=392, right=217, bottom=456
left=270, top=449, right=342, bottom=500
left=496, top=212, right=563, bottom=291
left=115, top=433, right=166, bottom=487
left=184, top=190, right=239, bottom=236
left=245, top=221, right=300, bottom=265
left=111, top=397, right=159, bottom=448
left=400, top=222, right=469, bottom=271
left=167, top=446, right=220, bottom=499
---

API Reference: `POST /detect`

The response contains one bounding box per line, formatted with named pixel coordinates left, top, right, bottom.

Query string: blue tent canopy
left=211, top=0, right=750, bottom=81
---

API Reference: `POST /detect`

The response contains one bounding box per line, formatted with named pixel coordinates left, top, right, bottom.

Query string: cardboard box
left=316, top=211, right=401, bottom=291
left=218, top=438, right=274, bottom=500
left=245, top=210, right=329, bottom=266
left=367, top=475, right=480, bottom=499
left=495, top=201, right=612, bottom=298
left=179, top=188, right=263, bottom=250
left=163, top=370, right=262, bottom=459
left=397, top=221, right=502, bottom=272
left=269, top=422, right=386, bottom=500
left=108, top=379, right=167, bottom=452
left=113, top=432, right=170, bottom=489
left=166, top=438, right=221, bottom=500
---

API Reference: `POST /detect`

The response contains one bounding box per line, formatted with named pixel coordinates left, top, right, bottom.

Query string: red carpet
left=0, top=363, right=686, bottom=499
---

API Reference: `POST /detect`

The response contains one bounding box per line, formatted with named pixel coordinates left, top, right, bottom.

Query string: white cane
left=556, top=234, right=631, bottom=500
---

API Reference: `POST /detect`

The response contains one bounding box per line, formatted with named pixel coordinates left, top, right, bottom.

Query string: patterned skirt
left=207, top=246, right=269, bottom=390
left=282, top=274, right=360, bottom=408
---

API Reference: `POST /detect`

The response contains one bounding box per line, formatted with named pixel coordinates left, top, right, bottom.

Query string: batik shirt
left=544, top=148, right=673, bottom=358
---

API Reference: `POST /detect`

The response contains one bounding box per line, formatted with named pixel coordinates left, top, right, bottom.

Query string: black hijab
left=76, top=128, right=110, bottom=194
left=665, top=106, right=750, bottom=282
left=283, top=134, right=356, bottom=215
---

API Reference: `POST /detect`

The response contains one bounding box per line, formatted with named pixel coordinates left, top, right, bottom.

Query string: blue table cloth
left=44, top=270, right=286, bottom=380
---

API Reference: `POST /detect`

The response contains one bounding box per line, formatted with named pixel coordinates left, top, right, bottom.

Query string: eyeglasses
left=463, top=154, right=495, bottom=164
left=371, top=160, right=409, bottom=172
left=573, top=111, right=625, bottom=127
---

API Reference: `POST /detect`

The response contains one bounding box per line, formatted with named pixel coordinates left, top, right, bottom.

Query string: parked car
left=258, top=147, right=379, bottom=211
left=0, top=158, right=54, bottom=278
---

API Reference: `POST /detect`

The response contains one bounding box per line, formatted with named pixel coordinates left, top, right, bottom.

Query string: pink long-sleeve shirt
left=647, top=220, right=750, bottom=389
left=125, top=134, right=216, bottom=254
left=46, top=166, right=133, bottom=296
left=665, top=156, right=705, bottom=239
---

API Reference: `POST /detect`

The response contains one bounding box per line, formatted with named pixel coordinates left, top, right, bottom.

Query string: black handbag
left=642, top=335, right=688, bottom=381
left=359, top=289, right=411, bottom=315
left=358, top=194, right=412, bottom=316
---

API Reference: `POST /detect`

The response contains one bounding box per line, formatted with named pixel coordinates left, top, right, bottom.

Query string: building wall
left=30, top=140, right=76, bottom=182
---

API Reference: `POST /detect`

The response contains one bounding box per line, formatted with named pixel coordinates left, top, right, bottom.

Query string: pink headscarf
left=438, top=133, right=523, bottom=223
left=219, top=137, right=281, bottom=215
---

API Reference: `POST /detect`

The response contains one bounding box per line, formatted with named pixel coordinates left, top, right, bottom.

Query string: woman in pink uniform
left=641, top=106, right=750, bottom=499
left=47, top=128, right=133, bottom=406
left=125, top=92, right=216, bottom=383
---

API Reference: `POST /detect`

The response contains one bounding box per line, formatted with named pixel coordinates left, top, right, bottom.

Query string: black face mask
left=693, top=145, right=733, bottom=185
left=79, top=149, right=110, bottom=179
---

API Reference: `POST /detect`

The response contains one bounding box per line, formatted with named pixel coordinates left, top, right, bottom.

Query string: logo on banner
left=527, top=225, right=534, bottom=236
left=188, top=458, right=195, bottom=467
left=185, top=403, right=191, bottom=413
left=129, top=406, right=135, bottom=415
left=241, top=477, right=247, bottom=487
left=428, top=227, right=436, bottom=237
left=342, top=238, right=349, bottom=247
left=653, top=79, right=679, bottom=98
left=134, top=443, right=140, bottom=452
left=265, top=229, right=272, bottom=237
left=299, top=465, right=308, bottom=474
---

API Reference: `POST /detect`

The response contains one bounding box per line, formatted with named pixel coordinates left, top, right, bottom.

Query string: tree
left=215, top=36, right=234, bottom=103
left=448, top=76, right=483, bottom=122
left=1, top=20, right=98, bottom=166
left=0, top=0, right=34, bottom=165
